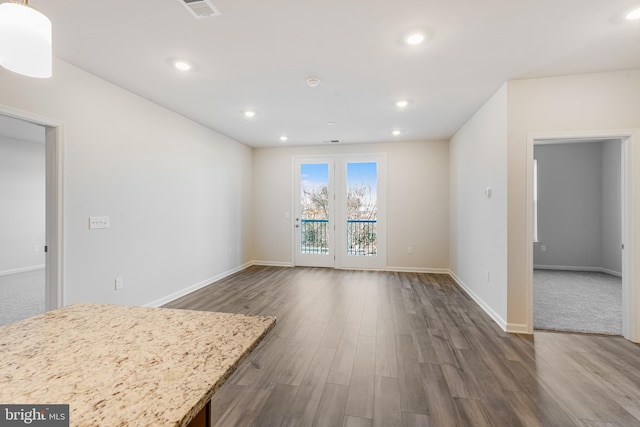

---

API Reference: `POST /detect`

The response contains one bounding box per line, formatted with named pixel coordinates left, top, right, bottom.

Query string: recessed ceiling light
left=405, top=32, right=425, bottom=45
left=174, top=60, right=192, bottom=71
left=244, top=110, right=256, bottom=118
left=327, top=122, right=336, bottom=126
left=280, top=136, right=288, bottom=141
left=626, top=7, right=640, bottom=20
left=395, top=100, right=409, bottom=108
left=392, top=130, right=401, bottom=136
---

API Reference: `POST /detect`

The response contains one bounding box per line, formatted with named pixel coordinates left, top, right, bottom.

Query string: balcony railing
left=300, top=219, right=329, bottom=254
left=346, top=219, right=377, bottom=256
left=300, top=219, right=377, bottom=256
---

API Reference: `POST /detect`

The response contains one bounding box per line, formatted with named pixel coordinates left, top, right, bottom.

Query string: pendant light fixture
left=0, top=0, right=52, bottom=78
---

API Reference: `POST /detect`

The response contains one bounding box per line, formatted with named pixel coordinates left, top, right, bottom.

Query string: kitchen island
left=0, top=303, right=276, bottom=426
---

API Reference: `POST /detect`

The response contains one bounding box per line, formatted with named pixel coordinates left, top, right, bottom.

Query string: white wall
left=507, top=69, right=640, bottom=331
left=533, top=141, right=622, bottom=274
left=252, top=140, right=449, bottom=271
left=0, top=59, right=252, bottom=307
left=0, top=137, right=46, bottom=273
left=449, top=83, right=508, bottom=327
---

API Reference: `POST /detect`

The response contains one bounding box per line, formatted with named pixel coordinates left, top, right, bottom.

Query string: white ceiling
left=27, top=0, right=640, bottom=147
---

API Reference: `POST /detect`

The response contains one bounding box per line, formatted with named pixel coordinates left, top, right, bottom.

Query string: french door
left=294, top=158, right=335, bottom=267
left=293, top=155, right=386, bottom=269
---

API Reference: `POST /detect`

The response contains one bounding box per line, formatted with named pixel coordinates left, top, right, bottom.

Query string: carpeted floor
left=534, top=269, right=622, bottom=335
left=0, top=269, right=45, bottom=326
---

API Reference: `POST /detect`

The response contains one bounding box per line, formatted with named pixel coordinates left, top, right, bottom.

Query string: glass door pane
left=294, top=158, right=335, bottom=268
left=346, top=162, right=377, bottom=257
left=300, top=163, right=330, bottom=254
left=337, top=155, right=386, bottom=270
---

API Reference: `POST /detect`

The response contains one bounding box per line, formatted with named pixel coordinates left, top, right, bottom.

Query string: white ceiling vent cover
left=179, top=0, right=221, bottom=19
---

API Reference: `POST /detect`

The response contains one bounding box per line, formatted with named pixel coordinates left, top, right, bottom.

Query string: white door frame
left=292, top=153, right=387, bottom=270
left=526, top=129, right=640, bottom=343
left=1, top=104, right=65, bottom=311
left=335, top=154, right=387, bottom=270
left=293, top=156, right=336, bottom=268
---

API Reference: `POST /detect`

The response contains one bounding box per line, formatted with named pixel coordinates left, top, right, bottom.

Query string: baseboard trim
left=0, top=265, right=45, bottom=277
left=251, top=261, right=294, bottom=268
left=145, top=262, right=253, bottom=308
left=249, top=263, right=448, bottom=273
left=506, top=323, right=531, bottom=334
left=448, top=270, right=508, bottom=332
left=534, top=264, right=622, bottom=277
left=387, top=266, right=450, bottom=274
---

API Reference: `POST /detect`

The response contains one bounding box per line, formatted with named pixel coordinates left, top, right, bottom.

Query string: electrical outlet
left=486, top=270, right=490, bottom=282
left=115, top=277, right=123, bottom=290
left=407, top=246, right=413, bottom=254
left=33, top=244, right=40, bottom=252
left=541, top=245, right=547, bottom=252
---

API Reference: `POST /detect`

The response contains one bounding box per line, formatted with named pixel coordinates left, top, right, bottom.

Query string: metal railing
left=300, top=219, right=329, bottom=254
left=346, top=219, right=377, bottom=256
left=299, top=219, right=377, bottom=256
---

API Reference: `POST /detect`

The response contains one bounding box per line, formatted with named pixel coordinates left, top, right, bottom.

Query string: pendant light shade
left=0, top=1, right=52, bottom=78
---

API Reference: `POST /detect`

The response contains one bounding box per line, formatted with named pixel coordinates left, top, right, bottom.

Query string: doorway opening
left=0, top=107, right=63, bottom=325
left=527, top=129, right=640, bottom=343
left=533, top=138, right=622, bottom=335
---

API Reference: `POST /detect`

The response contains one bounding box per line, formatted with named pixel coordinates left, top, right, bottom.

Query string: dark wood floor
left=165, top=266, right=640, bottom=427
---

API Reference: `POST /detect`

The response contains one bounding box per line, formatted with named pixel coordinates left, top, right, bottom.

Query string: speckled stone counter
left=0, top=303, right=276, bottom=426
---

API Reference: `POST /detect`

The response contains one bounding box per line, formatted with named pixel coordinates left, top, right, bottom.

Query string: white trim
left=506, top=323, right=530, bottom=334
left=0, top=265, right=45, bottom=277
left=0, top=104, right=65, bottom=311
left=602, top=268, right=623, bottom=278
left=525, top=133, right=535, bottom=334
left=623, top=134, right=640, bottom=343
left=386, top=266, right=450, bottom=274
left=252, top=260, right=294, bottom=268
left=527, top=129, right=640, bottom=343
left=448, top=271, right=508, bottom=332
left=145, top=262, right=253, bottom=308
left=534, top=265, right=622, bottom=277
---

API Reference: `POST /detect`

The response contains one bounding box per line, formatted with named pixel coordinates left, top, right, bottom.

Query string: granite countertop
left=0, top=303, right=276, bottom=426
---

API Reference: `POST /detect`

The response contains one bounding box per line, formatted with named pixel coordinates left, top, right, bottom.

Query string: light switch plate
left=89, top=216, right=110, bottom=229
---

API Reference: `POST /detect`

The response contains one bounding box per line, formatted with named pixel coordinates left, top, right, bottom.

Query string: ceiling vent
left=179, top=0, right=221, bottom=19
left=322, top=139, right=341, bottom=144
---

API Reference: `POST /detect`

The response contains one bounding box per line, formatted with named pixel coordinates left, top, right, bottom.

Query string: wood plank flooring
left=165, top=266, right=640, bottom=427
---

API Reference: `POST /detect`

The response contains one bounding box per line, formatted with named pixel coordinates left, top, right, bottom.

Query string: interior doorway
left=0, top=115, right=46, bottom=325
left=532, top=138, right=622, bottom=335
left=0, top=106, right=63, bottom=324
left=526, top=130, right=640, bottom=343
